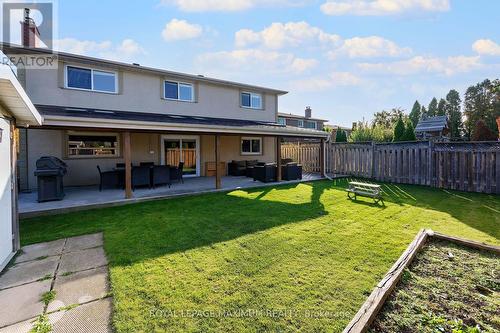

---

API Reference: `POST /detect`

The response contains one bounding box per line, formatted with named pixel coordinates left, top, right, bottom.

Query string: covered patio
left=19, top=173, right=322, bottom=218
left=18, top=105, right=328, bottom=217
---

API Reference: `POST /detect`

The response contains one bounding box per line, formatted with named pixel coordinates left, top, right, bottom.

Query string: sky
left=6, top=0, right=500, bottom=126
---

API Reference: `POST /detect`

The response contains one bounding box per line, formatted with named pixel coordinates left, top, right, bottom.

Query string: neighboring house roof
left=0, top=63, right=42, bottom=125
left=278, top=112, right=328, bottom=122
left=36, top=105, right=328, bottom=138
left=2, top=44, right=288, bottom=95
left=415, top=116, right=448, bottom=132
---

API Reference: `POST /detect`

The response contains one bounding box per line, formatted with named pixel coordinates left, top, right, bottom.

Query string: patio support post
left=215, top=134, right=221, bottom=189
left=320, top=138, right=326, bottom=177
left=276, top=136, right=282, bottom=181
left=124, top=131, right=132, bottom=199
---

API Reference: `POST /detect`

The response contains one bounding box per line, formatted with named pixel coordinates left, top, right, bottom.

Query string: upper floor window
left=278, top=117, right=286, bottom=125
left=67, top=131, right=120, bottom=158
left=66, top=65, right=117, bottom=93
left=164, top=81, right=194, bottom=102
left=304, top=120, right=317, bottom=129
left=297, top=120, right=304, bottom=128
left=241, top=92, right=262, bottom=109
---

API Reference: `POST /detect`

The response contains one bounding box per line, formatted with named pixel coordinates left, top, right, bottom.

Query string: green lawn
left=21, top=179, right=500, bottom=332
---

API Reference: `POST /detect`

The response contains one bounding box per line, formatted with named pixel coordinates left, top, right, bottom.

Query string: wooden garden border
left=342, top=229, right=500, bottom=333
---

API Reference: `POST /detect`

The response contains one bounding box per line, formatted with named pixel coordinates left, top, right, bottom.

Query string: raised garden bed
left=344, top=230, right=500, bottom=333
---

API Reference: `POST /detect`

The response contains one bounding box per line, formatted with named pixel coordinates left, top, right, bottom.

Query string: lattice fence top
left=434, top=142, right=500, bottom=152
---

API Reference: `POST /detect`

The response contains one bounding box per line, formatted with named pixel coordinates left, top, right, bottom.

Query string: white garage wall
left=0, top=117, right=13, bottom=270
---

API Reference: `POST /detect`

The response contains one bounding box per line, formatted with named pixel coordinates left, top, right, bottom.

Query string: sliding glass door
left=161, top=135, right=200, bottom=177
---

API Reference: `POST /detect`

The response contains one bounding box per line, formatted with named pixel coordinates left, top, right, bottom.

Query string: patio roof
left=0, top=63, right=42, bottom=126
left=36, top=104, right=329, bottom=138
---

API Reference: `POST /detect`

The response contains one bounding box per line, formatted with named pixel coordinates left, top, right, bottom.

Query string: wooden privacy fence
left=282, top=141, right=500, bottom=194
left=281, top=143, right=321, bottom=173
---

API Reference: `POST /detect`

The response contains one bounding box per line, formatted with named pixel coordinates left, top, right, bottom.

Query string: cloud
left=162, top=19, right=203, bottom=41
left=321, top=0, right=450, bottom=16
left=196, top=49, right=317, bottom=74
left=290, top=71, right=362, bottom=92
left=235, top=21, right=340, bottom=49
left=472, top=39, right=500, bottom=56
left=329, top=36, right=411, bottom=58
left=54, top=38, right=145, bottom=62
left=161, top=0, right=306, bottom=12
left=357, top=55, right=481, bottom=76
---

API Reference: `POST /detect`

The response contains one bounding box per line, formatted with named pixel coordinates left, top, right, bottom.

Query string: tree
left=409, top=100, right=421, bottom=127
left=421, top=106, right=428, bottom=119
left=372, top=108, right=406, bottom=128
left=428, top=97, right=438, bottom=117
left=348, top=122, right=392, bottom=142
left=445, top=89, right=462, bottom=139
left=403, top=120, right=416, bottom=141
left=393, top=116, right=405, bottom=142
left=437, top=98, right=446, bottom=116
left=335, top=129, right=347, bottom=142
left=472, top=120, right=496, bottom=141
left=464, top=79, right=500, bottom=140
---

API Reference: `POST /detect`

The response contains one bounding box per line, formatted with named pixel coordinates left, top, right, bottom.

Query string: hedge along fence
left=282, top=141, right=500, bottom=194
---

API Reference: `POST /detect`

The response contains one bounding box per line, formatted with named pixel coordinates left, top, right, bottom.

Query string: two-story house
left=278, top=107, right=328, bottom=131
left=3, top=44, right=327, bottom=200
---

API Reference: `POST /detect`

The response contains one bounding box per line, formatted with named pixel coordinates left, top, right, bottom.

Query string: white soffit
left=0, top=64, right=42, bottom=126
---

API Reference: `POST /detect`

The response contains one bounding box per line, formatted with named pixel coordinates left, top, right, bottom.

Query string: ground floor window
left=67, top=131, right=120, bottom=157
left=241, top=137, right=262, bottom=155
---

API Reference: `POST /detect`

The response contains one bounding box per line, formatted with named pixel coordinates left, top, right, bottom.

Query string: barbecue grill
left=34, top=156, right=67, bottom=202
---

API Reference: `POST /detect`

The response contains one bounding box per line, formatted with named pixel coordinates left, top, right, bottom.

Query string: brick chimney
left=305, top=106, right=312, bottom=119
left=21, top=8, right=40, bottom=48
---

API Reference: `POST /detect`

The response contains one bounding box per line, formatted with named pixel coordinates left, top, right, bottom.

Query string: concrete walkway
left=0, top=233, right=112, bottom=333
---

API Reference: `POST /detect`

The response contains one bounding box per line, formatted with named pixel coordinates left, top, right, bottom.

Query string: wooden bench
left=346, top=181, right=383, bottom=203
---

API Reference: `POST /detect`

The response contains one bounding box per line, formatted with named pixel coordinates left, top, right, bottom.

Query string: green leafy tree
left=393, top=116, right=406, bottom=142
left=437, top=98, right=447, bottom=116
left=445, top=89, right=462, bottom=139
left=403, top=120, right=416, bottom=141
left=409, top=100, right=421, bottom=127
left=428, top=97, right=438, bottom=117
left=463, top=79, right=500, bottom=140
left=372, top=108, right=406, bottom=128
left=348, top=122, right=392, bottom=142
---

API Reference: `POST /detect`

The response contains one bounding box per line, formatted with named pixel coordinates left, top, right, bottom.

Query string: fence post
left=371, top=141, right=376, bottom=179
left=428, top=140, right=434, bottom=187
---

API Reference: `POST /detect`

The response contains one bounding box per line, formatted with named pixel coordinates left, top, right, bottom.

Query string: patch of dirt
left=369, top=239, right=500, bottom=333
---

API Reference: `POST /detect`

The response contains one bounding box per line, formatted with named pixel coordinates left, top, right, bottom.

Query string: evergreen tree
left=393, top=116, right=405, bottom=142
left=445, top=89, right=462, bottom=139
left=437, top=98, right=446, bottom=116
left=421, top=106, right=428, bottom=119
left=428, top=97, right=438, bottom=117
left=409, top=100, right=421, bottom=127
left=403, top=120, right=416, bottom=141
left=335, top=129, right=347, bottom=142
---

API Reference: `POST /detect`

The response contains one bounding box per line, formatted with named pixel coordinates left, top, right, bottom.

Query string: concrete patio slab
left=49, top=298, right=113, bottom=333
left=64, top=233, right=103, bottom=253
left=48, top=266, right=109, bottom=312
left=0, top=257, right=59, bottom=290
left=58, top=247, right=108, bottom=275
left=14, top=239, right=65, bottom=264
left=0, top=317, right=36, bottom=333
left=0, top=280, right=51, bottom=328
